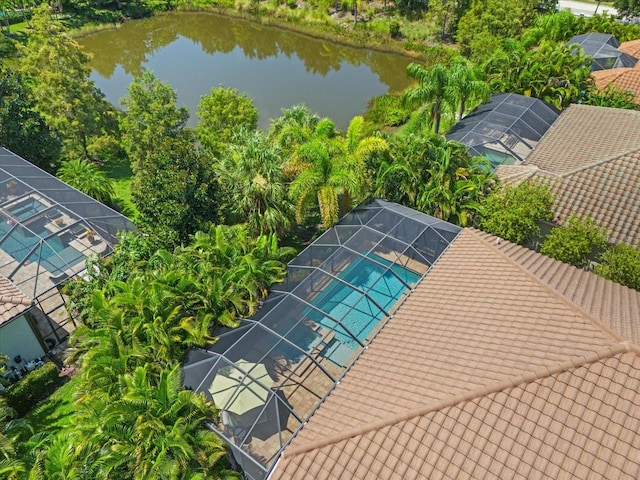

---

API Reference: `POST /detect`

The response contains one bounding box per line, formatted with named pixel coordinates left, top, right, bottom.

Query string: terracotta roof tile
left=592, top=68, right=640, bottom=104
left=494, top=105, right=640, bottom=244
left=0, top=275, right=33, bottom=326
left=473, top=229, right=640, bottom=344
left=524, top=104, right=640, bottom=175
left=270, top=230, right=640, bottom=480
left=620, top=39, right=640, bottom=59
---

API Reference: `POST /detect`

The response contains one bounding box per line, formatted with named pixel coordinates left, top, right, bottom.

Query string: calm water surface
left=79, top=13, right=414, bottom=129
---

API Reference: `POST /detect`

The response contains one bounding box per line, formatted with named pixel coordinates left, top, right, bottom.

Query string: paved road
left=558, top=0, right=618, bottom=17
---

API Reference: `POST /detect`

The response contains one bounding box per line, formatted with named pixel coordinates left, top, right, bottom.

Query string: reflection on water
left=79, top=12, right=413, bottom=129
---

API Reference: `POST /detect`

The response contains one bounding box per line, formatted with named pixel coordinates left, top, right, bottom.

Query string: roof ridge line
left=282, top=342, right=631, bottom=459
left=550, top=146, right=640, bottom=178
left=467, top=229, right=626, bottom=343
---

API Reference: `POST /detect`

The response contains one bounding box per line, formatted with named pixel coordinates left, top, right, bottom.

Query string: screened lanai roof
left=182, top=199, right=462, bottom=480
left=0, top=147, right=136, bottom=298
left=569, top=33, right=638, bottom=70
left=446, top=93, right=560, bottom=167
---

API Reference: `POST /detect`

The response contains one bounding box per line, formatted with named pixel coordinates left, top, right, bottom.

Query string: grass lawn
left=103, top=157, right=138, bottom=219
left=24, top=377, right=78, bottom=436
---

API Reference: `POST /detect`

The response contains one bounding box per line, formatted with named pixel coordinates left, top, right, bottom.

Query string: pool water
left=0, top=219, right=84, bottom=273
left=6, top=198, right=48, bottom=221
left=310, top=254, right=420, bottom=363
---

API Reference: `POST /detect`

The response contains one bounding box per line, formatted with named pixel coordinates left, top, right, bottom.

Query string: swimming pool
left=6, top=197, right=48, bottom=221
left=310, top=254, right=420, bottom=361
left=0, top=221, right=83, bottom=273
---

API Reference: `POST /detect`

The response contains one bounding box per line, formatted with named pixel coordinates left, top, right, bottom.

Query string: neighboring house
left=0, top=147, right=136, bottom=368
left=183, top=199, right=640, bottom=480
left=619, top=39, right=640, bottom=60
left=271, top=227, right=640, bottom=479
left=591, top=68, right=640, bottom=105
left=0, top=275, right=43, bottom=376
left=495, top=104, right=640, bottom=245
left=568, top=33, right=638, bottom=70
left=446, top=93, right=560, bottom=168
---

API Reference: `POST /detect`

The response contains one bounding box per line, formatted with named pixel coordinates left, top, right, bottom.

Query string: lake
left=78, top=12, right=414, bottom=129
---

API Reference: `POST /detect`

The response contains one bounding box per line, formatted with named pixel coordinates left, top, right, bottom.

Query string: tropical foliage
left=483, top=39, right=592, bottom=109
left=377, top=134, right=496, bottom=226
left=540, top=214, right=608, bottom=268
left=197, top=86, right=259, bottom=155
left=0, top=68, right=60, bottom=172
left=18, top=6, right=118, bottom=160
left=478, top=181, right=554, bottom=245
left=214, top=129, right=293, bottom=235
left=57, top=158, right=116, bottom=205
left=595, top=244, right=640, bottom=291
left=402, top=60, right=489, bottom=134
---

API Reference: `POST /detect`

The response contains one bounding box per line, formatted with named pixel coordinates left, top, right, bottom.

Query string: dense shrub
left=595, top=243, right=640, bottom=291
left=478, top=181, right=554, bottom=246
left=540, top=214, right=608, bottom=269
left=5, top=363, right=63, bottom=417
left=365, top=93, right=411, bottom=127
left=389, top=19, right=401, bottom=38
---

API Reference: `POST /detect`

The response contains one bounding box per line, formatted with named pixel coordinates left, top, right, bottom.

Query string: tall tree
left=215, top=129, right=293, bottom=236
left=131, top=132, right=217, bottom=242
left=288, top=137, right=360, bottom=228
left=403, top=63, right=456, bottom=134
left=197, top=86, right=259, bottom=156
left=0, top=68, right=60, bottom=172
left=445, top=60, right=490, bottom=120
left=119, top=70, right=190, bottom=173
left=18, top=5, right=118, bottom=160
left=614, top=0, right=640, bottom=19
left=377, top=134, right=495, bottom=226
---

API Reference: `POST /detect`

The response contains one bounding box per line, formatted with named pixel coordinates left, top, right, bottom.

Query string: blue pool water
left=6, top=198, right=48, bottom=221
left=311, top=254, right=421, bottom=360
left=0, top=219, right=84, bottom=273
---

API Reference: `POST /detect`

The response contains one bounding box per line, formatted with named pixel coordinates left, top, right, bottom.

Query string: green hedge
left=0, top=10, right=31, bottom=26
left=4, top=363, right=63, bottom=417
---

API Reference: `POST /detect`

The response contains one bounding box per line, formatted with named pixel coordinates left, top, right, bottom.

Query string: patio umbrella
left=209, top=359, right=275, bottom=415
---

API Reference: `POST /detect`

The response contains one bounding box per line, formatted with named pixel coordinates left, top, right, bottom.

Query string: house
left=0, top=147, right=135, bottom=372
left=270, top=227, right=640, bottom=479
left=446, top=93, right=560, bottom=168
left=591, top=67, right=640, bottom=105
left=495, top=104, right=640, bottom=245
left=183, top=199, right=640, bottom=480
left=568, top=33, right=638, bottom=70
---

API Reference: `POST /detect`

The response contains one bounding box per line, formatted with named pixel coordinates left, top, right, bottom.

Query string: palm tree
left=56, top=158, right=115, bottom=205
left=77, top=364, right=233, bottom=480
left=0, top=399, right=26, bottom=479
left=288, top=138, right=360, bottom=228
left=215, top=129, right=293, bottom=236
left=340, top=116, right=389, bottom=197
left=268, top=104, right=322, bottom=153
left=403, top=63, right=456, bottom=134
left=377, top=135, right=496, bottom=226
left=445, top=60, right=490, bottom=120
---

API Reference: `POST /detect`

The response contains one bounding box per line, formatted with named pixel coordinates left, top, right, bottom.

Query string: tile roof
left=271, top=229, right=640, bottom=479
left=523, top=104, right=640, bottom=175
left=495, top=104, right=640, bottom=245
left=620, top=39, right=640, bottom=60
left=592, top=68, right=640, bottom=104
left=0, top=275, right=33, bottom=326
